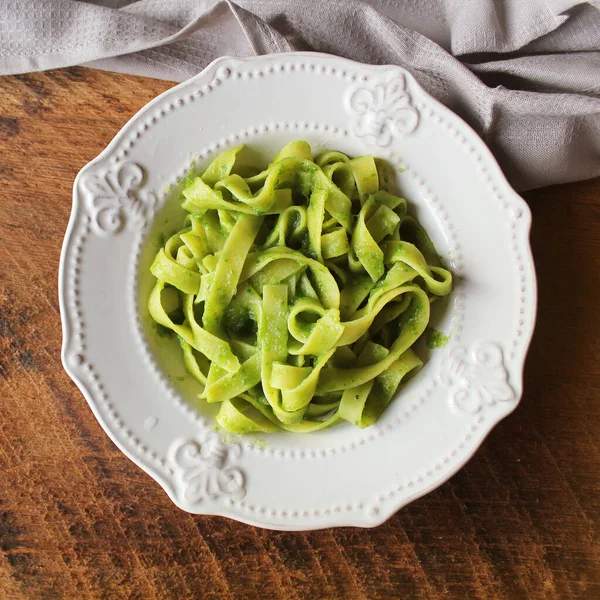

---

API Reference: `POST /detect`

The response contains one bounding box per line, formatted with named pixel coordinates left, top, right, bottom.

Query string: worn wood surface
left=0, top=68, right=598, bottom=600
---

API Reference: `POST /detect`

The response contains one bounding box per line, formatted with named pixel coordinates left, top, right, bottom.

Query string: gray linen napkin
left=1, top=0, right=599, bottom=191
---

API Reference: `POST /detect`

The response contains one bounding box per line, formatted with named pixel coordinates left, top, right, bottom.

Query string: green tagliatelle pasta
left=148, top=141, right=452, bottom=434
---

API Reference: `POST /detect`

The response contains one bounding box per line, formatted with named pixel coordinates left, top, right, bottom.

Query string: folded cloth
left=1, top=0, right=599, bottom=190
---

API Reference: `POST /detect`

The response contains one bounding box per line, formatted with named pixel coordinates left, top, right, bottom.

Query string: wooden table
left=0, top=68, right=598, bottom=600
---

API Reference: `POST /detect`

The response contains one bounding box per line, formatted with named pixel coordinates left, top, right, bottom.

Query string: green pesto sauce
left=213, top=428, right=271, bottom=449
left=214, top=427, right=239, bottom=445
left=426, top=329, right=450, bottom=349
left=143, top=314, right=173, bottom=338
left=249, top=437, right=269, bottom=450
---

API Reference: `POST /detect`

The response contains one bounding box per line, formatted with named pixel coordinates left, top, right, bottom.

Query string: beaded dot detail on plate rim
left=422, top=101, right=528, bottom=360
left=65, top=225, right=168, bottom=472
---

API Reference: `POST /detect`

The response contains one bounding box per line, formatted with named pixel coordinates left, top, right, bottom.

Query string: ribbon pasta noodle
left=148, top=141, right=452, bottom=433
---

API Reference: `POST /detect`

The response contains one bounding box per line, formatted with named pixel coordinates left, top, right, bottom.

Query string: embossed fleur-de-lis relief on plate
left=169, top=434, right=246, bottom=504
left=439, top=342, right=514, bottom=414
left=81, top=162, right=157, bottom=236
left=346, top=73, right=419, bottom=146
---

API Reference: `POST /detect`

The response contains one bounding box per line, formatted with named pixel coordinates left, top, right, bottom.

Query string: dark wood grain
left=0, top=68, right=598, bottom=600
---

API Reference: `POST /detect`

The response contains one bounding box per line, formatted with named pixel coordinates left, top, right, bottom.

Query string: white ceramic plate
left=60, top=52, right=536, bottom=530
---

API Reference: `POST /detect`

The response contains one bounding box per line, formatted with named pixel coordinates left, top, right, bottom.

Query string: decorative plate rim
left=59, top=52, right=537, bottom=530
